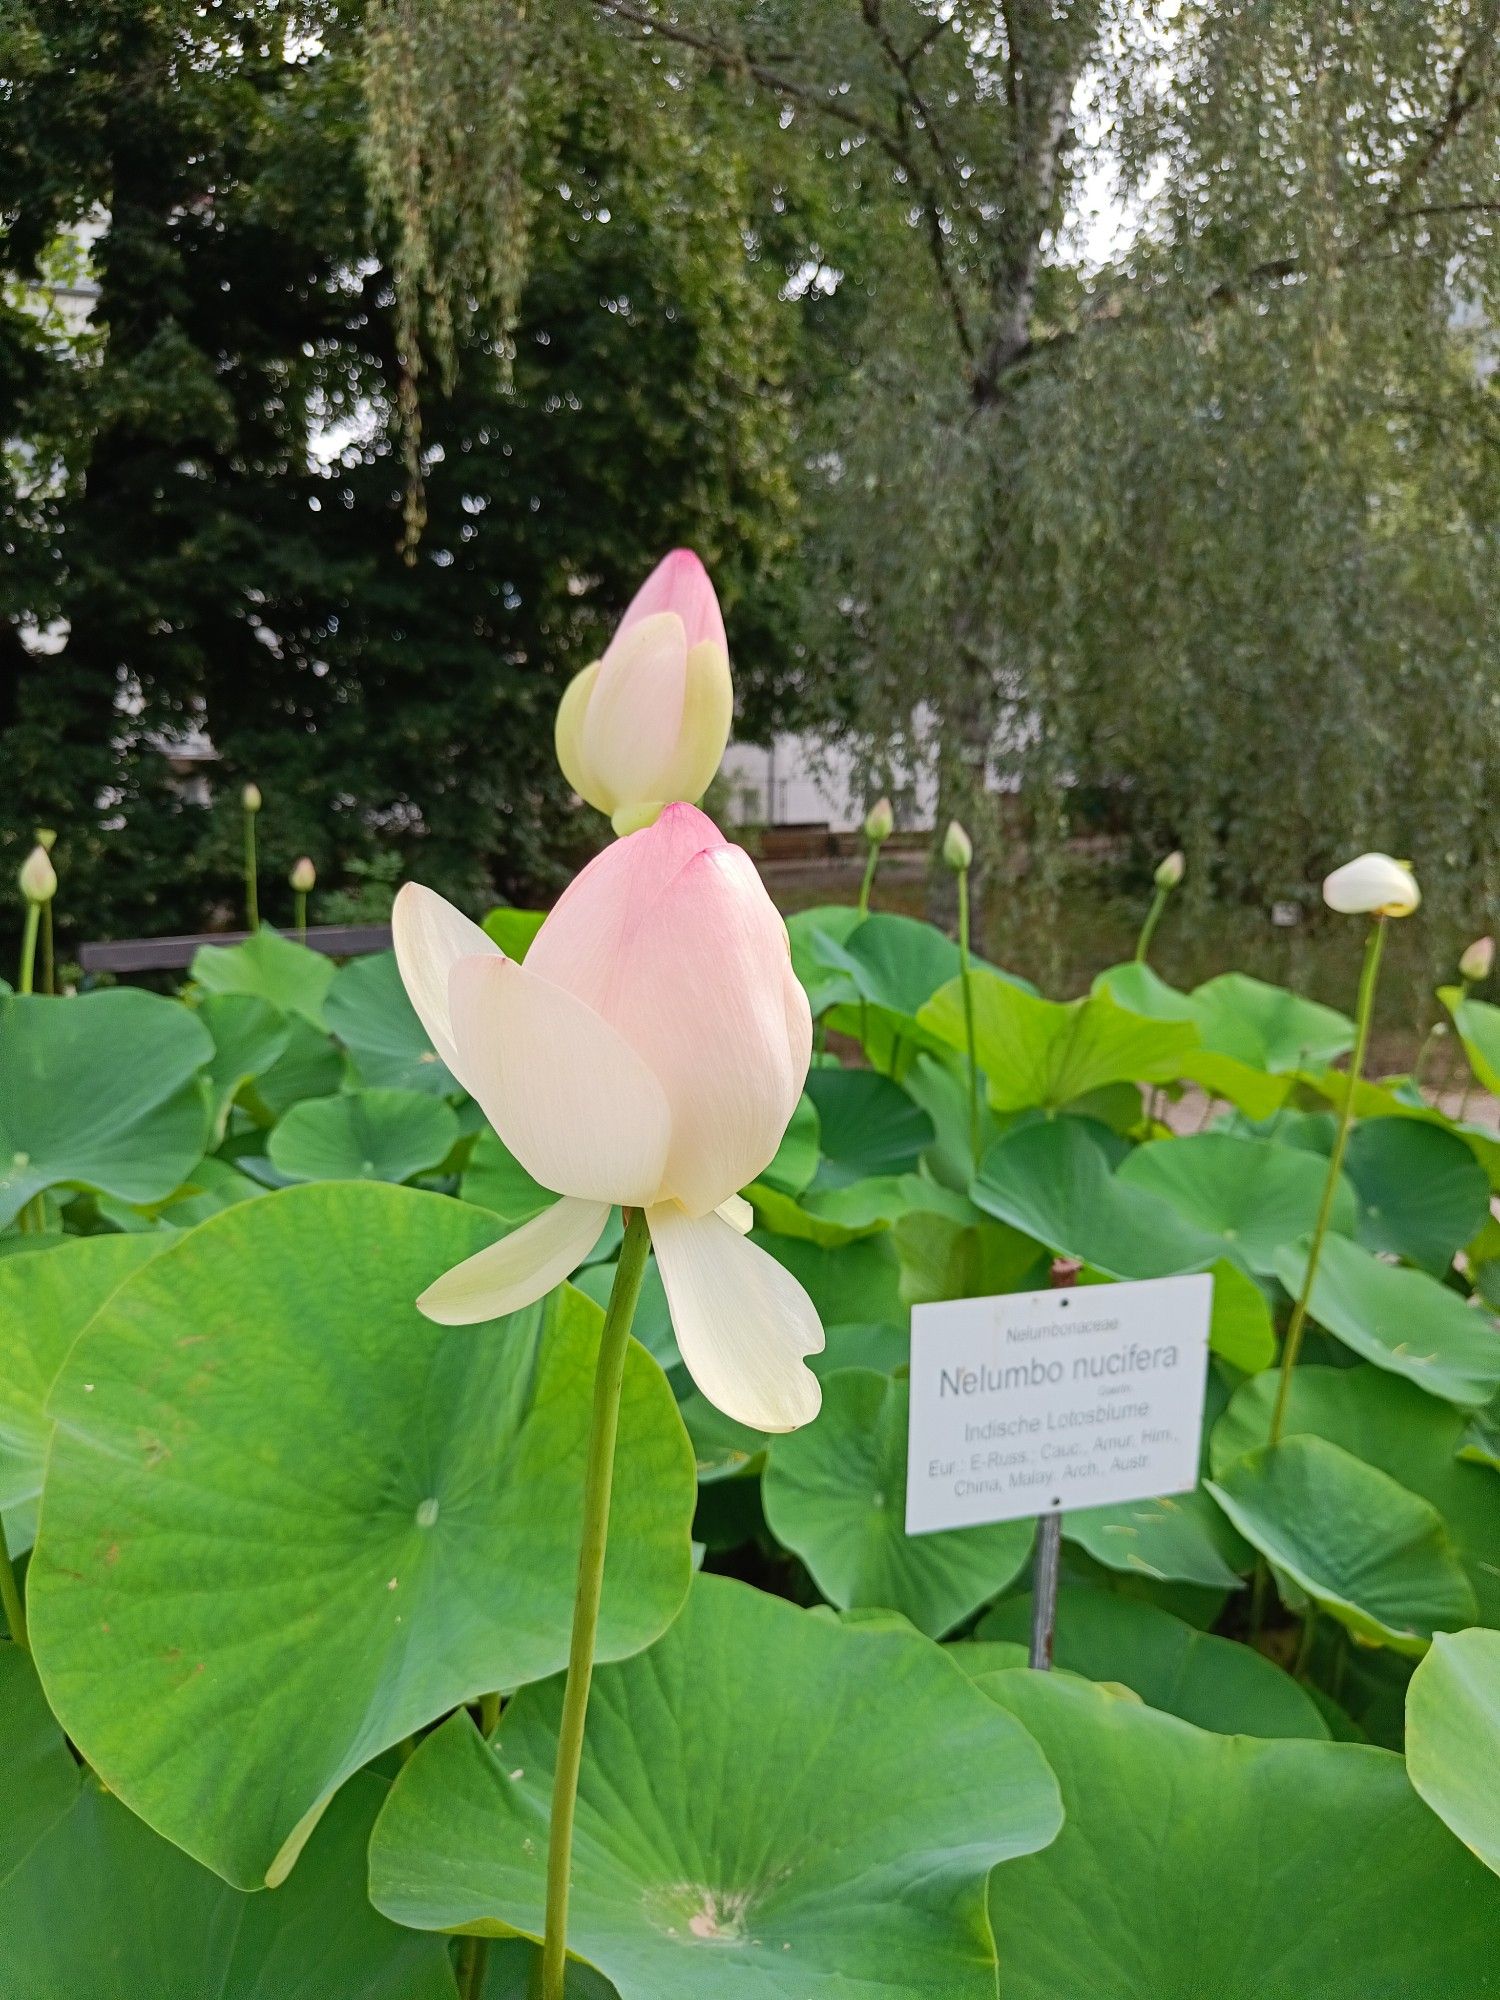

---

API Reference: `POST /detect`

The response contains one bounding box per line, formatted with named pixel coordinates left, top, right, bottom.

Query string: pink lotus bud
left=18, top=844, right=56, bottom=904
left=1323, top=852, right=1420, bottom=918
left=1460, top=935, right=1494, bottom=984
left=555, top=550, right=733, bottom=837
left=393, top=803, right=822, bottom=1429
left=864, top=797, right=895, bottom=844
left=1155, top=849, right=1185, bottom=890
left=289, top=857, right=316, bottom=893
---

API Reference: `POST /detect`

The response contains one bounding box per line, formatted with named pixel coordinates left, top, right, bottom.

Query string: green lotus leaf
left=369, top=1574, right=1063, bottom=1999
left=1343, top=1117, right=1490, bottom=1275
left=1205, top=1257, right=1277, bottom=1372
left=1460, top=1404, right=1500, bottom=1471
left=196, top=994, right=292, bottom=1139
left=1440, top=985, right=1500, bottom=1096
left=973, top=1118, right=1222, bottom=1278
left=763, top=1369, right=1032, bottom=1636
left=28, top=1182, right=695, bottom=1889
left=190, top=927, right=334, bottom=1027
left=0, top=991, right=213, bottom=1227
left=0, top=1234, right=167, bottom=1554
left=0, top=1648, right=455, bottom=1999
left=460, top=1126, right=555, bottom=1225
left=979, top=1584, right=1327, bottom=1737
left=814, top=1319, right=910, bottom=1377
left=1272, top=1231, right=1500, bottom=1408
left=902, top=1047, right=1004, bottom=1192
left=480, top=908, right=546, bottom=959
left=1064, top=1488, right=1248, bottom=1590
left=245, top=1013, right=347, bottom=1121
left=921, top=975, right=1197, bottom=1112
left=1092, top=964, right=1293, bottom=1118
left=804, top=1067, right=934, bottom=1185
left=757, top=1091, right=820, bottom=1194
left=268, top=1086, right=461, bottom=1184
left=325, top=950, right=459, bottom=1095
left=1208, top=1436, right=1476, bottom=1653
left=1213, top=1364, right=1500, bottom=1628
left=983, top=1669, right=1500, bottom=1997
left=785, top=904, right=864, bottom=1015
left=1116, top=1132, right=1354, bottom=1275
left=754, top=1225, right=906, bottom=1323
left=895, top=1203, right=1049, bottom=1306
left=1406, top=1628, right=1500, bottom=1878
left=1189, top=971, right=1354, bottom=1071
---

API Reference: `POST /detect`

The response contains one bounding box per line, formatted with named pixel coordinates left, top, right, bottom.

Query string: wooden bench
left=78, top=923, right=394, bottom=976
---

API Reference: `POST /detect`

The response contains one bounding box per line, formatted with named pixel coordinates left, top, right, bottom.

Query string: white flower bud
left=290, top=856, right=317, bottom=893
left=1322, top=852, right=1420, bottom=919
left=864, top=797, right=895, bottom=845
left=1460, top=935, right=1494, bottom=984
left=942, top=820, right=973, bottom=872
left=242, top=782, right=263, bottom=814
left=19, top=844, right=57, bottom=905
left=1155, top=849, right=1185, bottom=891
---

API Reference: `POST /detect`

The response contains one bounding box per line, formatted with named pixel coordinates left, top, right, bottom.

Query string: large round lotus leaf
left=785, top=905, right=865, bottom=1013
left=896, top=1204, right=1048, bottom=1308
left=1204, top=1257, right=1277, bottom=1372
left=762, top=1369, right=1032, bottom=1635
left=0, top=991, right=213, bottom=1228
left=983, top=1669, right=1500, bottom=1998
left=757, top=1091, right=820, bottom=1195
left=1213, top=1364, right=1500, bottom=1627
left=325, top=951, right=459, bottom=1095
left=1063, top=1488, right=1248, bottom=1589
left=1188, top=971, right=1354, bottom=1071
left=461, top=1126, right=555, bottom=1224
left=28, top=1183, right=695, bottom=1889
left=921, top=975, right=1197, bottom=1112
left=974, top=1118, right=1222, bottom=1279
left=247, top=1013, right=347, bottom=1119
left=1441, top=988, right=1500, bottom=1096
left=369, top=1574, right=1063, bottom=1998
left=823, top=911, right=963, bottom=1018
left=1116, top=1132, right=1354, bottom=1275
left=1343, top=1117, right=1490, bottom=1275
left=480, top=908, right=546, bottom=959
left=1273, top=1232, right=1500, bottom=1408
left=1461, top=1404, right=1500, bottom=1471
left=804, top=1067, right=934, bottom=1185
left=979, top=1584, right=1327, bottom=1737
left=0, top=1233, right=166, bottom=1551
left=0, top=1648, right=455, bottom=2000
left=1208, top=1436, right=1476, bottom=1653
left=190, top=927, right=334, bottom=1026
left=268, top=1086, right=460, bottom=1184
left=1407, top=1628, right=1500, bottom=1877
left=754, top=1226, right=905, bottom=1323
left=1092, top=965, right=1295, bottom=1120
left=197, top=994, right=291, bottom=1138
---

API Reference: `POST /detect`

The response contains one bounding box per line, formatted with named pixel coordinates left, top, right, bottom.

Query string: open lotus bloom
left=393, top=804, right=823, bottom=1430
left=555, top=549, right=733, bottom=837
left=1322, top=852, right=1421, bottom=918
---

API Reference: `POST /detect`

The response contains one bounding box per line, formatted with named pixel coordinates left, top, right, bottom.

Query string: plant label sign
left=905, top=1273, right=1213, bottom=1534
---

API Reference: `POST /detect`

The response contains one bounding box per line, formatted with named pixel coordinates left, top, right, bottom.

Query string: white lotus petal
left=1322, top=852, right=1421, bottom=918
left=717, top=1193, right=754, bottom=1234
left=647, top=1203, right=823, bottom=1432
left=448, top=956, right=671, bottom=1207
left=392, top=882, right=499, bottom=1084
left=417, top=1198, right=610, bottom=1325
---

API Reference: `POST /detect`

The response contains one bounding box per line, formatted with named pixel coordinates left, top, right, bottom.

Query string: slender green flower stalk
left=34, top=828, right=57, bottom=995
left=290, top=856, right=316, bottom=943
left=943, top=820, right=982, bottom=1168
left=1134, top=849, right=1184, bottom=965
left=1271, top=850, right=1420, bottom=1444
left=242, top=783, right=262, bottom=930
left=17, top=844, right=55, bottom=995
left=858, top=798, right=893, bottom=919
left=541, top=1209, right=652, bottom=2000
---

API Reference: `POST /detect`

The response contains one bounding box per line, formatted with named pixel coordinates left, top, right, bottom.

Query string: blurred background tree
left=2, top=0, right=1498, bottom=966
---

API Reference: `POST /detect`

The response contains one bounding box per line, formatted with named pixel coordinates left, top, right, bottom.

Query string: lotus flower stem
left=17, top=901, right=39, bottom=996
left=294, top=889, right=308, bottom=943
left=542, top=1208, right=652, bottom=2000
left=0, top=1510, right=27, bottom=1650
left=1133, top=886, right=1170, bottom=965
left=1269, top=917, right=1386, bottom=1446
left=242, top=787, right=261, bottom=930
left=956, top=867, right=982, bottom=1168
left=857, top=842, right=879, bottom=920
left=40, top=901, right=53, bottom=995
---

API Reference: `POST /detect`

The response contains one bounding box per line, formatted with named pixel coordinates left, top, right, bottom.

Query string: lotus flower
left=394, top=804, right=823, bottom=1430
left=1322, top=853, right=1420, bottom=918
left=555, top=550, right=733, bottom=838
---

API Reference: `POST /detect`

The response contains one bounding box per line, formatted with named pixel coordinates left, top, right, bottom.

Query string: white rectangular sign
left=906, top=1273, right=1213, bottom=1535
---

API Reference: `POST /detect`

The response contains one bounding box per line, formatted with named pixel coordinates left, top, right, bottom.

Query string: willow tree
left=371, top=0, right=1500, bottom=931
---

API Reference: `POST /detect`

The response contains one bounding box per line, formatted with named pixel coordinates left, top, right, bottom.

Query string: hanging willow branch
left=362, top=0, right=537, bottom=553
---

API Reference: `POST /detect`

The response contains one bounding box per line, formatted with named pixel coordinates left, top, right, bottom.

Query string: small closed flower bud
left=942, top=820, right=973, bottom=872
left=1323, top=852, right=1420, bottom=919
left=1155, top=849, right=1185, bottom=891
left=242, top=782, right=262, bottom=814
left=1460, top=936, right=1494, bottom=984
left=290, top=856, right=317, bottom=893
left=19, top=844, right=57, bottom=905
left=34, top=827, right=57, bottom=852
left=864, top=797, right=895, bottom=845
left=555, top=549, right=732, bottom=837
